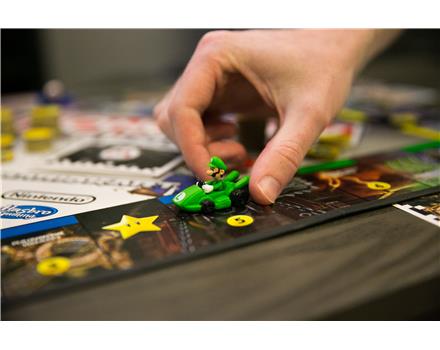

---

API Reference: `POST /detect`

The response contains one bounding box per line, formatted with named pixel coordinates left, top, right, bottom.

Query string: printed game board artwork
left=394, top=193, right=440, bottom=227
left=45, top=138, right=183, bottom=177
left=2, top=142, right=439, bottom=304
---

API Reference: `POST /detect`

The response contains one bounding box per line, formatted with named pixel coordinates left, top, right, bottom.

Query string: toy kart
left=172, top=170, right=250, bottom=214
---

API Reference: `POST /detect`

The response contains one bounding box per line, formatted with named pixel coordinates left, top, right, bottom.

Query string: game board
left=2, top=141, right=439, bottom=304
left=394, top=193, right=440, bottom=227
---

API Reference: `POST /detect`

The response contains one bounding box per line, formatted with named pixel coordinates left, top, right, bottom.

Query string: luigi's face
left=207, top=167, right=225, bottom=180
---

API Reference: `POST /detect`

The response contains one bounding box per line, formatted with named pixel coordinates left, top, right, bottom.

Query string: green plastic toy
left=172, top=156, right=250, bottom=214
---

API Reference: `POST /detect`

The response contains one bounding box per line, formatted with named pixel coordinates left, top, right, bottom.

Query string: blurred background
left=2, top=29, right=208, bottom=96
left=2, top=29, right=440, bottom=96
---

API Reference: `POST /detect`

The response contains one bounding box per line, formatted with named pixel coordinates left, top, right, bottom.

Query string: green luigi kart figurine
left=172, top=156, right=250, bottom=214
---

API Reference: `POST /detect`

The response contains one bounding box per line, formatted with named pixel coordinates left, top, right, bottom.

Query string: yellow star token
left=102, top=215, right=161, bottom=239
left=37, top=257, right=71, bottom=276
left=227, top=215, right=254, bottom=227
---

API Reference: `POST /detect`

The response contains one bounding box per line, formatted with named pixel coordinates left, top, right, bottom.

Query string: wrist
left=349, top=29, right=401, bottom=73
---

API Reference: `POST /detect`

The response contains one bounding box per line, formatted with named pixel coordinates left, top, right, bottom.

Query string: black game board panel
left=3, top=186, right=438, bottom=306
left=2, top=142, right=439, bottom=305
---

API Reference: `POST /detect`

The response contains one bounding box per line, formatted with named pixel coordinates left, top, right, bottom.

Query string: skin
left=154, top=29, right=400, bottom=205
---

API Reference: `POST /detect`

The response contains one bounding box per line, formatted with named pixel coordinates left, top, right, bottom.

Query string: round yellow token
left=366, top=181, right=391, bottom=190
left=226, top=215, right=254, bottom=227
left=23, top=127, right=54, bottom=141
left=1, top=134, right=15, bottom=148
left=1, top=107, right=13, bottom=122
left=37, top=257, right=71, bottom=276
left=31, top=105, right=60, bottom=119
left=1, top=149, right=14, bottom=162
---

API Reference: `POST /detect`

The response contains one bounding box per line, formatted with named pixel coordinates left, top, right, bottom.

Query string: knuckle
left=167, top=103, right=181, bottom=122
left=299, top=99, right=330, bottom=126
left=153, top=103, right=162, bottom=121
left=156, top=115, right=167, bottom=131
left=274, top=140, right=304, bottom=171
left=300, top=100, right=323, bottom=120
left=168, top=104, right=179, bottom=120
left=197, top=30, right=230, bottom=53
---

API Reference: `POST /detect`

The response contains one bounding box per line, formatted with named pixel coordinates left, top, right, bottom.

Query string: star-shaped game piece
left=102, top=215, right=161, bottom=239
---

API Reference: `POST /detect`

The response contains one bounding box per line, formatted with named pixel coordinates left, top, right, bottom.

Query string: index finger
left=168, top=56, right=222, bottom=178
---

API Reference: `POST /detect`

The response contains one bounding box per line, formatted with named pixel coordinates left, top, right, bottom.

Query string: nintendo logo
left=2, top=190, right=96, bottom=205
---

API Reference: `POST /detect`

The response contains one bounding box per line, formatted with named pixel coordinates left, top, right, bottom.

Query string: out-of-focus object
left=342, top=81, right=439, bottom=125
left=337, top=108, right=368, bottom=123
left=390, top=111, right=440, bottom=141
left=389, top=112, right=418, bottom=126
left=239, top=117, right=267, bottom=153
left=31, top=104, right=60, bottom=136
left=23, top=127, right=55, bottom=152
left=307, top=121, right=365, bottom=160
left=1, top=107, right=15, bottom=135
left=38, top=79, right=73, bottom=106
left=399, top=123, right=440, bottom=140
left=350, top=82, right=438, bottom=109
left=340, top=81, right=439, bottom=143
left=1, top=133, right=15, bottom=162
left=307, top=143, right=342, bottom=160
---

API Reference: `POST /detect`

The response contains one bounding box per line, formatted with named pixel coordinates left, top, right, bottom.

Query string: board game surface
left=2, top=82, right=440, bottom=306
left=394, top=193, right=440, bottom=226
left=2, top=141, right=439, bottom=304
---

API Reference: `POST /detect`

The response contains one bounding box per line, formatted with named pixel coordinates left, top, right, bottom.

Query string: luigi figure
left=198, top=156, right=228, bottom=194
left=172, top=155, right=250, bottom=213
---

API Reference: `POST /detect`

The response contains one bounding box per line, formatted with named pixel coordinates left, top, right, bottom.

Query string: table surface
left=3, top=124, right=440, bottom=320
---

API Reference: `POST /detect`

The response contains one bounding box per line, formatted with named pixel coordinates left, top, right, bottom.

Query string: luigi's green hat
left=209, top=156, right=227, bottom=171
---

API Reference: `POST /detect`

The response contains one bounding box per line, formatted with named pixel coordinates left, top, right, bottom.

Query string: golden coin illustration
left=227, top=215, right=254, bottom=227
left=37, top=257, right=71, bottom=276
left=366, top=181, right=391, bottom=190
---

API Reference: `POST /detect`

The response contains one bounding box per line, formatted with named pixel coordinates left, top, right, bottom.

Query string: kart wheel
left=231, top=188, right=249, bottom=207
left=201, top=200, right=215, bottom=214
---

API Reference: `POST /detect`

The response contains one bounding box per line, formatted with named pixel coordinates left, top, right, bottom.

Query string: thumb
left=249, top=105, right=328, bottom=204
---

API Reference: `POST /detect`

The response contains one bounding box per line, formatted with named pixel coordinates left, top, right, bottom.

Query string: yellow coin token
left=1, top=107, right=13, bottom=124
left=1, top=149, right=14, bottom=162
left=337, top=108, right=367, bottom=122
left=1, top=133, right=15, bottom=147
left=23, top=127, right=55, bottom=152
left=366, top=181, right=391, bottom=190
left=1, top=107, right=14, bottom=134
left=37, top=257, right=71, bottom=276
left=23, top=127, right=54, bottom=141
left=227, top=215, right=254, bottom=227
left=31, top=105, right=60, bottom=119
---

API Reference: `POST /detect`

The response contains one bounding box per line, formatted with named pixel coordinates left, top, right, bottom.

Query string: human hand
left=154, top=29, right=399, bottom=204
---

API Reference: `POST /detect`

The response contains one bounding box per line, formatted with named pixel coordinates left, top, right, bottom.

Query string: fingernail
left=257, top=176, right=281, bottom=203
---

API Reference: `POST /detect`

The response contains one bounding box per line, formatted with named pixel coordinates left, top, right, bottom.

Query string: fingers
left=205, top=121, right=237, bottom=142
left=155, top=90, right=237, bottom=143
left=154, top=95, right=175, bottom=143
left=154, top=31, right=237, bottom=179
left=207, top=140, right=247, bottom=169
left=250, top=103, right=330, bottom=205
left=154, top=66, right=216, bottom=177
